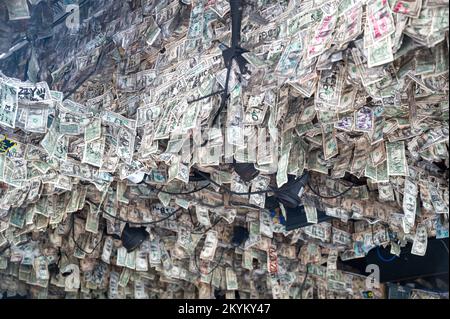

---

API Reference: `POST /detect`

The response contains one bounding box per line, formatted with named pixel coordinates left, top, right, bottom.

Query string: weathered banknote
left=386, top=141, right=408, bottom=176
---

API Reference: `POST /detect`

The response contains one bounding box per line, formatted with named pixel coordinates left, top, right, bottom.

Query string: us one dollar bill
left=200, top=230, right=218, bottom=261
left=386, top=141, right=408, bottom=176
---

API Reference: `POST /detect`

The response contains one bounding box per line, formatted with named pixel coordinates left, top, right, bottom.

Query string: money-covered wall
left=0, top=0, right=448, bottom=299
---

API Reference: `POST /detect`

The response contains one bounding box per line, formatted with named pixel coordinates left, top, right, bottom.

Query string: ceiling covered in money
left=0, top=0, right=449, bottom=299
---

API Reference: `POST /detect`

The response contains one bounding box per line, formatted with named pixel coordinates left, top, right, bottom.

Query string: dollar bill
left=149, top=238, right=161, bottom=266
left=370, top=141, right=386, bottom=166
left=267, top=244, right=278, bottom=274
left=5, top=0, right=30, bottom=21
left=307, top=149, right=329, bottom=175
left=367, top=0, right=396, bottom=42
left=259, top=210, right=273, bottom=238
left=307, top=14, right=337, bottom=59
left=116, top=246, right=127, bottom=267
left=411, top=223, right=428, bottom=256
left=392, top=0, right=422, bottom=18
left=276, top=143, right=291, bottom=188
left=0, top=81, right=18, bottom=128
left=125, top=249, right=137, bottom=270
left=402, top=178, right=418, bottom=233
left=85, top=204, right=100, bottom=234
left=177, top=226, right=193, bottom=251
left=25, top=105, right=48, bottom=133
left=327, top=249, right=338, bottom=272
left=244, top=221, right=261, bottom=249
left=249, top=175, right=270, bottom=208
left=101, top=236, right=113, bottom=264
left=160, top=242, right=173, bottom=274
left=304, top=205, right=318, bottom=224
left=101, top=110, right=136, bottom=131
left=33, top=255, right=49, bottom=280
left=187, top=0, right=204, bottom=39
left=225, top=267, right=238, bottom=290
left=136, top=242, right=149, bottom=272
left=209, top=0, right=230, bottom=18
left=316, top=63, right=344, bottom=107
left=386, top=141, right=408, bottom=176
left=367, top=36, right=394, bottom=68
left=82, top=137, right=105, bottom=168
left=322, top=123, right=338, bottom=160
left=116, top=128, right=135, bottom=164
left=144, top=17, right=161, bottom=46
left=134, top=279, right=148, bottom=299
left=428, top=183, right=449, bottom=214
left=108, top=271, right=120, bottom=299
left=118, top=268, right=131, bottom=287
left=304, top=222, right=332, bottom=242
left=275, top=40, right=303, bottom=77
left=200, top=230, right=218, bottom=261
left=84, top=118, right=102, bottom=143
left=354, top=107, right=374, bottom=132
left=16, top=81, right=51, bottom=103
left=195, top=206, right=211, bottom=227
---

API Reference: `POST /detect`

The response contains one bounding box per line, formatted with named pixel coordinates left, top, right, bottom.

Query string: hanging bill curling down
left=0, top=0, right=449, bottom=299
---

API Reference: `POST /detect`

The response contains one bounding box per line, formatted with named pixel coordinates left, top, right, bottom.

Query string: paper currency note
left=108, top=271, right=120, bottom=299
left=195, top=206, right=211, bottom=227
left=370, top=141, right=386, bottom=166
left=125, top=249, right=136, bottom=269
left=149, top=238, right=161, bottom=265
left=5, top=0, right=30, bottom=20
left=428, top=183, right=449, bottom=214
left=16, top=81, right=51, bottom=103
left=0, top=81, right=18, bottom=128
left=392, top=0, right=422, bottom=18
left=304, top=205, right=318, bottom=224
left=402, top=178, right=418, bottom=233
left=102, top=110, right=136, bottom=131
left=118, top=268, right=131, bottom=287
left=144, top=16, right=161, bottom=46
left=101, top=236, right=113, bottom=264
left=116, top=128, right=135, bottom=164
left=187, top=0, right=204, bottom=39
left=267, top=244, right=278, bottom=274
left=386, top=141, right=408, bottom=176
left=307, top=14, right=337, bottom=59
left=85, top=204, right=100, bottom=234
left=259, top=210, right=274, bottom=238
left=225, top=268, right=238, bottom=290
left=367, top=36, right=394, bottom=68
left=85, top=118, right=102, bottom=143
left=316, top=68, right=343, bottom=108
left=276, top=143, right=291, bottom=187
left=200, top=230, right=218, bottom=261
left=322, top=123, right=339, bottom=160
left=82, top=137, right=105, bottom=168
left=275, top=40, right=303, bottom=77
left=411, top=223, right=428, bottom=256
left=367, top=0, right=396, bottom=42
left=249, top=175, right=270, bottom=208
left=354, top=107, right=374, bottom=132
left=116, top=246, right=127, bottom=267
left=136, top=242, right=149, bottom=272
left=25, top=106, right=48, bottom=133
